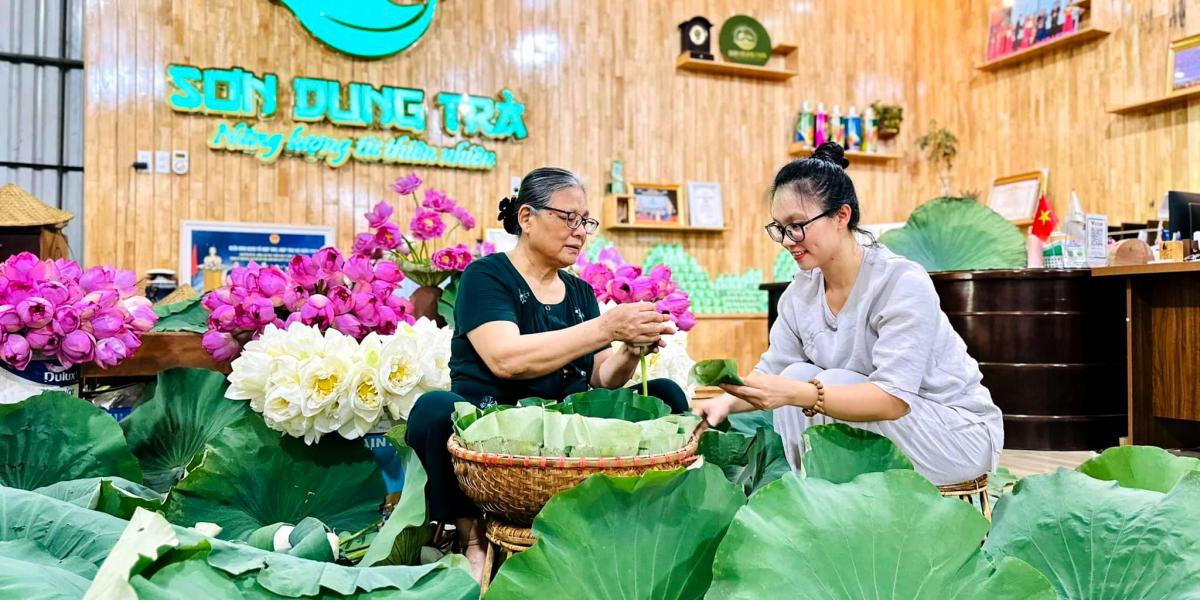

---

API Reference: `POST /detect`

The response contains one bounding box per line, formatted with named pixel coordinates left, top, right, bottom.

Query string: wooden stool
left=479, top=518, right=536, bottom=593
left=938, top=473, right=991, bottom=520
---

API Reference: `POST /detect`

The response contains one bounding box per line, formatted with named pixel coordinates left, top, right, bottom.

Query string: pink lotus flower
left=390, top=172, right=422, bottom=195
left=656, top=291, right=691, bottom=317
left=333, top=313, right=364, bottom=338
left=342, top=257, right=374, bottom=284
left=300, top=294, right=335, bottom=328
left=203, top=287, right=234, bottom=311
left=37, top=282, right=70, bottom=306
left=288, top=255, right=320, bottom=287
left=328, top=286, right=354, bottom=315
left=282, top=283, right=310, bottom=312
left=373, top=261, right=403, bottom=283
left=597, top=247, right=624, bottom=267
left=581, top=263, right=615, bottom=293
left=352, top=233, right=378, bottom=258
left=648, top=264, right=672, bottom=283
left=609, top=278, right=635, bottom=304
left=26, top=327, right=58, bottom=353
left=675, top=310, right=696, bottom=332
left=16, top=298, right=54, bottom=329
left=90, top=309, right=127, bottom=338
left=410, top=209, right=446, bottom=241
left=0, top=305, right=22, bottom=333
left=313, top=247, right=345, bottom=275
left=257, top=266, right=290, bottom=299
left=451, top=207, right=476, bottom=230
left=431, top=244, right=473, bottom=272
left=244, top=296, right=276, bottom=326
left=1, top=335, right=31, bottom=371
left=54, top=259, right=82, bottom=281
left=201, top=331, right=238, bottom=363
left=422, top=188, right=456, bottom=213
left=614, top=265, right=642, bottom=280
left=59, top=330, right=96, bottom=368
left=4, top=253, right=45, bottom=284
left=366, top=202, right=394, bottom=229
left=52, top=306, right=81, bottom=335
left=373, top=222, right=402, bottom=250
left=630, top=277, right=657, bottom=302
left=475, top=241, right=496, bottom=257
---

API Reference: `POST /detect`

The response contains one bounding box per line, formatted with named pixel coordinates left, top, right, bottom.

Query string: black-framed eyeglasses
left=539, top=206, right=600, bottom=234
left=764, top=208, right=838, bottom=243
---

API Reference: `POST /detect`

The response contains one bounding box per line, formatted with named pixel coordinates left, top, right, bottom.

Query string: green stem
left=640, top=346, right=649, bottom=397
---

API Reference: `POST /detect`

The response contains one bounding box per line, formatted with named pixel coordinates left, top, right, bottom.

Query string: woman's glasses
left=540, top=206, right=600, bottom=234
left=764, top=208, right=838, bottom=243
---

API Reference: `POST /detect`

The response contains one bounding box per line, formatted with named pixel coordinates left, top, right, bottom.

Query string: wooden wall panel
left=687, top=314, right=770, bottom=373
left=83, top=0, right=920, bottom=280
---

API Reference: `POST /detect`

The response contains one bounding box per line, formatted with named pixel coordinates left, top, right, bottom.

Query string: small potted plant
left=916, top=120, right=959, bottom=198
left=870, top=101, right=904, bottom=139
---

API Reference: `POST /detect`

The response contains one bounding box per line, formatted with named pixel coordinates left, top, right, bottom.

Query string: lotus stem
left=640, top=346, right=649, bottom=397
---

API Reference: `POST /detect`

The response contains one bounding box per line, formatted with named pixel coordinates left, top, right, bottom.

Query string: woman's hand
left=694, top=394, right=737, bottom=426
left=601, top=302, right=674, bottom=346
left=719, top=372, right=813, bottom=411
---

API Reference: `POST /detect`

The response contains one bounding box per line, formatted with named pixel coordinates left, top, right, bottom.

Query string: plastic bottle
left=829, top=104, right=843, bottom=148
left=794, top=101, right=814, bottom=146
left=862, top=106, right=878, bottom=153
left=813, top=102, right=828, bottom=147
left=845, top=105, right=863, bottom=151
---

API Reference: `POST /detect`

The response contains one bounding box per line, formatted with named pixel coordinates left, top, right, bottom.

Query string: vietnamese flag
left=1030, top=194, right=1058, bottom=242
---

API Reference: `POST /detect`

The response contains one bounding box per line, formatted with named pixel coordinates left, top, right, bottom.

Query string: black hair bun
left=811, top=142, right=850, bottom=169
left=497, top=196, right=520, bottom=235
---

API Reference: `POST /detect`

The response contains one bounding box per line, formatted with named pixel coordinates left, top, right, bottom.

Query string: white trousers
left=774, top=362, right=998, bottom=486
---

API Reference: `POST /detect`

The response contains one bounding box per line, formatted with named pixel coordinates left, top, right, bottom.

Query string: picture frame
left=1169, top=33, right=1200, bottom=93
left=985, top=0, right=1086, bottom=63
left=631, top=183, right=684, bottom=227
left=987, top=170, right=1046, bottom=225
left=179, top=220, right=333, bottom=292
left=686, top=181, right=725, bottom=228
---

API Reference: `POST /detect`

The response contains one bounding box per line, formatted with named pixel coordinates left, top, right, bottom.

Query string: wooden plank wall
left=82, top=0, right=919, bottom=280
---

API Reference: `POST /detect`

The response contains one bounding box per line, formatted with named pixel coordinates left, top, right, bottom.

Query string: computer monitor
left=1167, top=191, right=1200, bottom=240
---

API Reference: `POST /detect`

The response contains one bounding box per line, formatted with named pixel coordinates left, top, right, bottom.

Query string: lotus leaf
left=33, top=477, right=163, bottom=520
left=800, top=423, right=914, bottom=483
left=1076, top=445, right=1200, bottom=493
left=690, top=359, right=744, bottom=387
left=879, top=197, right=1027, bottom=272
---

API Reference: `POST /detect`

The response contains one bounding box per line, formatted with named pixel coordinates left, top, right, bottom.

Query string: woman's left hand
left=619, top=338, right=666, bottom=357
left=720, top=372, right=811, bottom=411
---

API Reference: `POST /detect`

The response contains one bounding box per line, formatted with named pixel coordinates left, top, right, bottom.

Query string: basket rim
left=448, top=422, right=705, bottom=468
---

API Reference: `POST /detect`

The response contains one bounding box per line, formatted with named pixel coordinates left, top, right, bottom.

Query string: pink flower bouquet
left=575, top=248, right=695, bottom=395
left=201, top=247, right=415, bottom=361
left=355, top=172, right=476, bottom=288
left=0, top=252, right=156, bottom=371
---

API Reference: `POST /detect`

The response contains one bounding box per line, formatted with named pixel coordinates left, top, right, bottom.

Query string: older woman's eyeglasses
left=764, top=208, right=838, bottom=243
left=540, top=206, right=600, bottom=234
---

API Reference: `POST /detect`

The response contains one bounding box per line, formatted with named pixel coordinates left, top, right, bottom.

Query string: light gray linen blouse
left=755, top=244, right=1004, bottom=478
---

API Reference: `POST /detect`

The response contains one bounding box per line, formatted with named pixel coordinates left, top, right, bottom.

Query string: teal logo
left=274, top=0, right=438, bottom=59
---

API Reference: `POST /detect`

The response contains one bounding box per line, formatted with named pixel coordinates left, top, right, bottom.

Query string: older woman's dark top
left=450, top=253, right=602, bottom=404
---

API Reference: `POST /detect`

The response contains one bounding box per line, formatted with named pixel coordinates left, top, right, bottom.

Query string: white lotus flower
left=377, top=334, right=424, bottom=419
left=298, top=354, right=352, bottom=417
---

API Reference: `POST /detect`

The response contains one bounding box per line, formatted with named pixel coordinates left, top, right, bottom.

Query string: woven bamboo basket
left=448, top=427, right=703, bottom=526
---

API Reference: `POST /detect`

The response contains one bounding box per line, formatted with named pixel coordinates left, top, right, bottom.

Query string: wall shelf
left=976, top=27, right=1110, bottom=72
left=605, top=223, right=728, bottom=233
left=675, top=44, right=797, bottom=81
left=1108, top=86, right=1200, bottom=115
left=788, top=143, right=900, bottom=163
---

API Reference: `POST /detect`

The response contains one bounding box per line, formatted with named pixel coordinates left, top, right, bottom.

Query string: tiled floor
left=998, top=449, right=1096, bottom=478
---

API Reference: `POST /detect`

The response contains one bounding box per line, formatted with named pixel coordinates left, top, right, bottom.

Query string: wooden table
left=82, top=332, right=229, bottom=380
left=1093, top=261, right=1200, bottom=449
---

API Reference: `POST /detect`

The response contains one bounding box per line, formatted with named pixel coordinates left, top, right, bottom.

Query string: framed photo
left=1169, top=33, right=1200, bottom=93
left=987, top=170, right=1046, bottom=225
left=179, top=220, right=333, bottom=292
left=631, top=183, right=684, bottom=226
left=686, top=181, right=724, bottom=228
left=985, top=0, right=1085, bottom=62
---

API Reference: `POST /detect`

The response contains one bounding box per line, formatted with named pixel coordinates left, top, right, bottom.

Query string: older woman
left=697, top=142, right=1004, bottom=488
left=406, top=167, right=686, bottom=579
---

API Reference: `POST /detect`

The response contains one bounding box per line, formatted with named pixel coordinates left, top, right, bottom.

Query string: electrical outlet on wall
left=171, top=150, right=189, bottom=175
left=135, top=151, right=152, bottom=173
left=154, top=151, right=170, bottom=174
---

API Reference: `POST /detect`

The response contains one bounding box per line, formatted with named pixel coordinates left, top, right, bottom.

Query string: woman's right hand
left=601, top=302, right=672, bottom=345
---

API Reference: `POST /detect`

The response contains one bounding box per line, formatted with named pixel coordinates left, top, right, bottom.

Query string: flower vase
left=409, top=285, right=446, bottom=327
left=0, top=354, right=81, bottom=405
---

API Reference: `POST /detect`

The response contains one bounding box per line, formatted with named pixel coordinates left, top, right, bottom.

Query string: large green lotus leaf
left=88, top=507, right=479, bottom=599
left=122, top=368, right=251, bottom=493
left=560, top=387, right=671, bottom=422
left=1077, top=445, right=1200, bottom=493
left=880, top=197, right=1027, bottom=272
left=989, top=466, right=1020, bottom=505
left=0, top=485, right=128, bottom=598
left=164, top=415, right=386, bottom=541
left=708, top=470, right=1056, bottom=599
left=800, top=423, right=913, bottom=483
left=487, top=465, right=744, bottom=600
left=34, top=476, right=163, bottom=520
left=359, top=424, right=430, bottom=567
left=437, top=273, right=458, bottom=330
left=698, top=427, right=790, bottom=496
left=151, top=297, right=209, bottom=333
left=725, top=409, right=772, bottom=436
left=690, top=359, right=744, bottom=387
left=984, top=468, right=1200, bottom=599
left=0, top=391, right=142, bottom=490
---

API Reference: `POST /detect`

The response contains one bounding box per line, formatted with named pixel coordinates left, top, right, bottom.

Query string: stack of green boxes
left=642, top=243, right=767, bottom=314
left=772, top=248, right=798, bottom=282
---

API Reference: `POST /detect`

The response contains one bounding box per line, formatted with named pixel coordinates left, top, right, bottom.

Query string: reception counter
left=763, top=268, right=1129, bottom=451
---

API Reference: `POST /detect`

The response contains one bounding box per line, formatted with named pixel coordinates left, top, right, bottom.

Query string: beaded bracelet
left=802, top=378, right=825, bottom=417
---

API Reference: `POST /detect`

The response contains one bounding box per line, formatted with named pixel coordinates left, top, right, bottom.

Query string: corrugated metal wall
left=0, top=0, right=84, bottom=261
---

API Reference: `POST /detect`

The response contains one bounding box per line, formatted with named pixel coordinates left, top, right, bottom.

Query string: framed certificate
left=987, top=170, right=1046, bottom=225
left=1170, top=33, right=1200, bottom=92
left=179, top=220, right=333, bottom=292
left=686, top=181, right=724, bottom=228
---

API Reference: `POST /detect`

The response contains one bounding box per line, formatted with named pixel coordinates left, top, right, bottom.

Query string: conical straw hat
left=0, top=184, right=74, bottom=227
